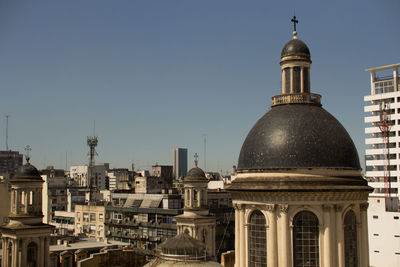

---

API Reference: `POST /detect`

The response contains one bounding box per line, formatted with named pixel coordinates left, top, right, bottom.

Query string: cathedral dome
left=185, top=167, right=207, bottom=181
left=12, top=162, right=42, bottom=181
left=238, top=104, right=361, bottom=171
left=281, top=38, right=310, bottom=59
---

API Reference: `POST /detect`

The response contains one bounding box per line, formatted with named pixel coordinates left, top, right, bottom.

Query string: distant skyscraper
left=173, top=148, right=187, bottom=180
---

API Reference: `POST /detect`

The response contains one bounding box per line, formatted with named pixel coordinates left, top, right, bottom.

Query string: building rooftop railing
left=271, top=93, right=321, bottom=106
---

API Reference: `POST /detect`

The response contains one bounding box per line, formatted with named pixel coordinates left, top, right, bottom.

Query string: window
left=90, top=213, right=96, bottom=222
left=293, top=211, right=319, bottom=267
left=77, top=212, right=81, bottom=222
left=293, top=67, right=301, bottom=92
left=248, top=210, right=266, bottom=267
left=27, top=242, right=38, bottom=267
left=373, top=215, right=378, bottom=219
left=83, top=213, right=89, bottom=222
left=344, top=210, right=358, bottom=267
left=99, top=213, right=104, bottom=221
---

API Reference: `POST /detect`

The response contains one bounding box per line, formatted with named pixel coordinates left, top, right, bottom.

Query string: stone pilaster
left=278, top=204, right=290, bottom=267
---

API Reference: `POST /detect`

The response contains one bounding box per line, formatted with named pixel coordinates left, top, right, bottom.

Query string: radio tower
left=378, top=102, right=393, bottom=209
left=87, top=136, right=98, bottom=202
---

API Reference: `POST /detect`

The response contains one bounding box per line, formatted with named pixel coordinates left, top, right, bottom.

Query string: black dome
left=238, top=104, right=361, bottom=170
left=185, top=167, right=206, bottom=181
left=12, top=163, right=42, bottom=180
left=281, top=38, right=310, bottom=59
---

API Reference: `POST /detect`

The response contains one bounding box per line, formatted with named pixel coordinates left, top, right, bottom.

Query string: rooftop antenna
left=202, top=134, right=207, bottom=171
left=5, top=115, right=9, bottom=150
left=87, top=120, right=98, bottom=202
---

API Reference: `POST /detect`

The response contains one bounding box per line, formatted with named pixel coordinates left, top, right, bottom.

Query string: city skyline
left=0, top=1, right=399, bottom=172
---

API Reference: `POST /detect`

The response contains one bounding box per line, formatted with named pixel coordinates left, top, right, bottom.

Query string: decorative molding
left=360, top=202, right=369, bottom=211
left=322, top=205, right=332, bottom=212
left=279, top=204, right=289, bottom=213
left=265, top=204, right=276, bottom=212
left=334, top=204, right=343, bottom=212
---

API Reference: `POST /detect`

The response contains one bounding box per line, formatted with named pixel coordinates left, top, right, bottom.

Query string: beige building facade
left=0, top=160, right=53, bottom=267
left=175, top=163, right=217, bottom=259
left=74, top=205, right=106, bottom=240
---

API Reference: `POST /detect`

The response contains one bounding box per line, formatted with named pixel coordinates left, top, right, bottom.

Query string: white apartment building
left=70, top=164, right=109, bottom=190
left=364, top=63, right=400, bottom=266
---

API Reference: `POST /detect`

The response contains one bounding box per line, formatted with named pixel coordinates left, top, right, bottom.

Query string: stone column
left=335, top=205, right=344, bottom=267
left=13, top=239, right=19, bottom=267
left=323, top=205, right=332, bottom=267
left=239, top=204, right=246, bottom=267
left=266, top=205, right=277, bottom=267
left=278, top=204, right=290, bottom=267
left=24, top=192, right=28, bottom=213
left=234, top=204, right=239, bottom=266
left=21, top=239, right=27, bottom=267
left=282, top=69, right=286, bottom=94
left=300, top=67, right=304, bottom=93
left=16, top=190, right=20, bottom=214
left=360, top=203, right=370, bottom=267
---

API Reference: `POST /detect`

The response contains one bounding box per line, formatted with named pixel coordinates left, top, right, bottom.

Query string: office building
left=173, top=148, right=187, bottom=180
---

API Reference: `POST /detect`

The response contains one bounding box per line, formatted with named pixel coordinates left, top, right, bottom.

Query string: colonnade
left=233, top=202, right=370, bottom=267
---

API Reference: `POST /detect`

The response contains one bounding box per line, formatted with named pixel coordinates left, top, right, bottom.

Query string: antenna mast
left=378, top=102, right=393, bottom=209
left=5, top=115, right=9, bottom=150
left=202, top=134, right=207, bottom=171
left=87, top=135, right=98, bottom=202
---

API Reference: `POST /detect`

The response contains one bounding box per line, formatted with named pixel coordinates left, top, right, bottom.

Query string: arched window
left=293, top=211, right=319, bottom=267
left=248, top=210, right=267, bottom=267
left=27, top=242, right=38, bottom=267
left=344, top=210, right=358, bottom=267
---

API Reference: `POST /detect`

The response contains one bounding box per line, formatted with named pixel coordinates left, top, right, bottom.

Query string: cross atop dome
left=291, top=15, right=298, bottom=31
left=194, top=153, right=199, bottom=167
left=24, top=145, right=32, bottom=163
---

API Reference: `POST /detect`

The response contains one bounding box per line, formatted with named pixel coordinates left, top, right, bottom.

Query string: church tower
left=226, top=17, right=372, bottom=267
left=174, top=155, right=217, bottom=259
left=0, top=154, right=53, bottom=267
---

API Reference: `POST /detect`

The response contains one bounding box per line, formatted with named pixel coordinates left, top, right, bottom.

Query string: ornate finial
left=194, top=153, right=199, bottom=167
left=24, top=145, right=32, bottom=163
left=291, top=16, right=298, bottom=39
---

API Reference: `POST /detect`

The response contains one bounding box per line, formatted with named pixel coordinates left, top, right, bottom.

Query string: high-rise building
left=364, top=63, right=400, bottom=267
left=364, top=63, right=400, bottom=198
left=173, top=148, right=187, bottom=180
left=226, top=21, right=372, bottom=267
left=0, top=150, right=23, bottom=177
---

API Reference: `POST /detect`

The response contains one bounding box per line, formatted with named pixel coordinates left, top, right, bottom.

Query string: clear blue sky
left=0, top=0, right=399, bottom=173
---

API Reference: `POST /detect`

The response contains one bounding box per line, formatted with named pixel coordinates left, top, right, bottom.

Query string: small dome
left=185, top=167, right=207, bottom=181
left=12, top=163, right=42, bottom=180
left=157, top=233, right=206, bottom=261
left=238, top=104, right=360, bottom=170
left=281, top=38, right=310, bottom=59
